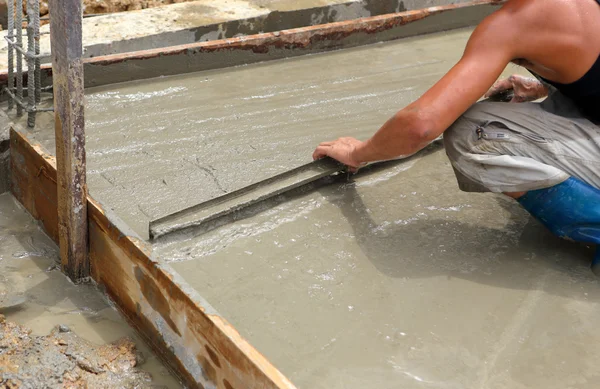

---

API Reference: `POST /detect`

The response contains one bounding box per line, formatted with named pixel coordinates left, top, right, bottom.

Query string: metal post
left=48, top=0, right=89, bottom=281
left=15, top=0, right=23, bottom=116
left=6, top=0, right=14, bottom=110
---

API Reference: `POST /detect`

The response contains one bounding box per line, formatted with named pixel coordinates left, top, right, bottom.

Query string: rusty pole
left=48, top=0, right=89, bottom=281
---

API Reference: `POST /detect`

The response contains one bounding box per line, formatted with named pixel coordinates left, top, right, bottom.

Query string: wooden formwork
left=10, top=126, right=296, bottom=389
left=6, top=2, right=500, bottom=388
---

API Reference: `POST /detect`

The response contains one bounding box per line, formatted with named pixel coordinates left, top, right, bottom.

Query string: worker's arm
left=313, top=7, right=521, bottom=168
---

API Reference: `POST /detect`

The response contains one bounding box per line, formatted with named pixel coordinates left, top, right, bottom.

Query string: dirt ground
left=4, top=0, right=199, bottom=29
left=1, top=0, right=196, bottom=29
left=19, top=0, right=196, bottom=18
left=0, top=315, right=161, bottom=388
left=81, top=0, right=193, bottom=15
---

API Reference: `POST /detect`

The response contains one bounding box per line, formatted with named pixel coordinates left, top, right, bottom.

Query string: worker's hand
left=313, top=137, right=364, bottom=172
left=484, top=74, right=549, bottom=103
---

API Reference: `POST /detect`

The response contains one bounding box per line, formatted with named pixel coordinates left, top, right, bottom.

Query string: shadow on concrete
left=329, top=165, right=599, bottom=301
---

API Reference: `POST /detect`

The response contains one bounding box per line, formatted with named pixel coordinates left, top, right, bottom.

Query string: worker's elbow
left=398, top=111, right=436, bottom=148
left=411, top=121, right=434, bottom=144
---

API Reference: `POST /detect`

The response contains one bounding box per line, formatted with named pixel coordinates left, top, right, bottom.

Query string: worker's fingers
left=484, top=78, right=513, bottom=98
left=509, top=96, right=521, bottom=103
left=312, top=145, right=330, bottom=160
left=317, top=141, right=335, bottom=148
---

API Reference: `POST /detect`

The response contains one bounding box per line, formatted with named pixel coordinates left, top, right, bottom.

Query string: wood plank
left=10, top=127, right=58, bottom=242
left=9, top=126, right=296, bottom=389
left=48, top=0, right=88, bottom=281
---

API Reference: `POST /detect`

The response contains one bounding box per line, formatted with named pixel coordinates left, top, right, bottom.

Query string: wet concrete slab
left=11, top=14, right=599, bottom=389
left=0, top=192, right=181, bottom=388
left=29, top=27, right=490, bottom=239
left=157, top=148, right=600, bottom=389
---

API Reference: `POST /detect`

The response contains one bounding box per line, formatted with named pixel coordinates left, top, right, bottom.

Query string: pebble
left=58, top=324, right=70, bottom=333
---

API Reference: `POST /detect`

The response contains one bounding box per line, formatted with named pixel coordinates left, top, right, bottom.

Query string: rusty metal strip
left=0, top=0, right=501, bottom=88
left=85, top=0, right=497, bottom=63
left=9, top=126, right=296, bottom=389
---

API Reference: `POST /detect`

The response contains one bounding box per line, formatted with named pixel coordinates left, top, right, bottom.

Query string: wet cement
left=18, top=25, right=576, bottom=388
left=158, top=148, right=600, bottom=389
left=29, top=27, right=494, bottom=239
left=0, top=193, right=181, bottom=388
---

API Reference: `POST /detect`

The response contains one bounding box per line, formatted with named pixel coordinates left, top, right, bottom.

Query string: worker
left=312, top=0, right=600, bottom=275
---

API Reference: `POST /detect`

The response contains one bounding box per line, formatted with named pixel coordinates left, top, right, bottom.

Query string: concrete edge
left=79, top=0, right=468, bottom=60
left=0, top=0, right=499, bottom=91
left=2, top=0, right=470, bottom=65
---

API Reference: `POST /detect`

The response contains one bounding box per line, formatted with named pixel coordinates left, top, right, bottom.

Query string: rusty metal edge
left=9, top=126, right=297, bottom=389
left=80, top=0, right=496, bottom=64
left=0, top=0, right=501, bottom=88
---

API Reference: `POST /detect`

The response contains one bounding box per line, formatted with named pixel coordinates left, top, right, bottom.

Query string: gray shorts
left=444, top=90, right=600, bottom=193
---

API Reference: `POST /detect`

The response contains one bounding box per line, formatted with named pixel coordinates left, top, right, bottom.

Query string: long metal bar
left=15, top=0, right=23, bottom=116
left=34, top=0, right=41, bottom=105
left=150, top=158, right=344, bottom=240
left=7, top=0, right=14, bottom=110
left=26, top=0, right=36, bottom=127
left=48, top=0, right=89, bottom=281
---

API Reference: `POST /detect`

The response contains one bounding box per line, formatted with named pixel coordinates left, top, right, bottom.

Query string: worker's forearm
left=353, top=108, right=435, bottom=164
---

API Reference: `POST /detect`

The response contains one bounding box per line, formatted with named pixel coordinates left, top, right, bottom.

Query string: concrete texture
left=159, top=148, right=600, bottom=389
left=0, top=192, right=181, bottom=388
left=8, top=7, right=599, bottom=388
left=29, top=27, right=493, bottom=239
left=0, top=0, right=467, bottom=70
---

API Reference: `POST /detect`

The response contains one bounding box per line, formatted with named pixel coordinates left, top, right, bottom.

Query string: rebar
left=7, top=0, right=14, bottom=111
left=26, top=0, right=36, bottom=127
left=3, top=86, right=53, bottom=112
left=33, top=0, right=41, bottom=105
left=15, top=0, right=23, bottom=117
left=4, top=0, right=49, bottom=126
left=4, top=36, right=45, bottom=58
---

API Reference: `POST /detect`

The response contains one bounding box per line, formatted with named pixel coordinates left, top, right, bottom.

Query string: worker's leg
left=516, top=178, right=600, bottom=275
left=444, top=90, right=600, bottom=274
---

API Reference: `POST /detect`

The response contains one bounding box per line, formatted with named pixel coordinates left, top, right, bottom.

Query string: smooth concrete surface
left=29, top=27, right=490, bottom=239
left=159, top=148, right=600, bottom=389
left=0, top=0, right=467, bottom=70
left=0, top=192, right=181, bottom=388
